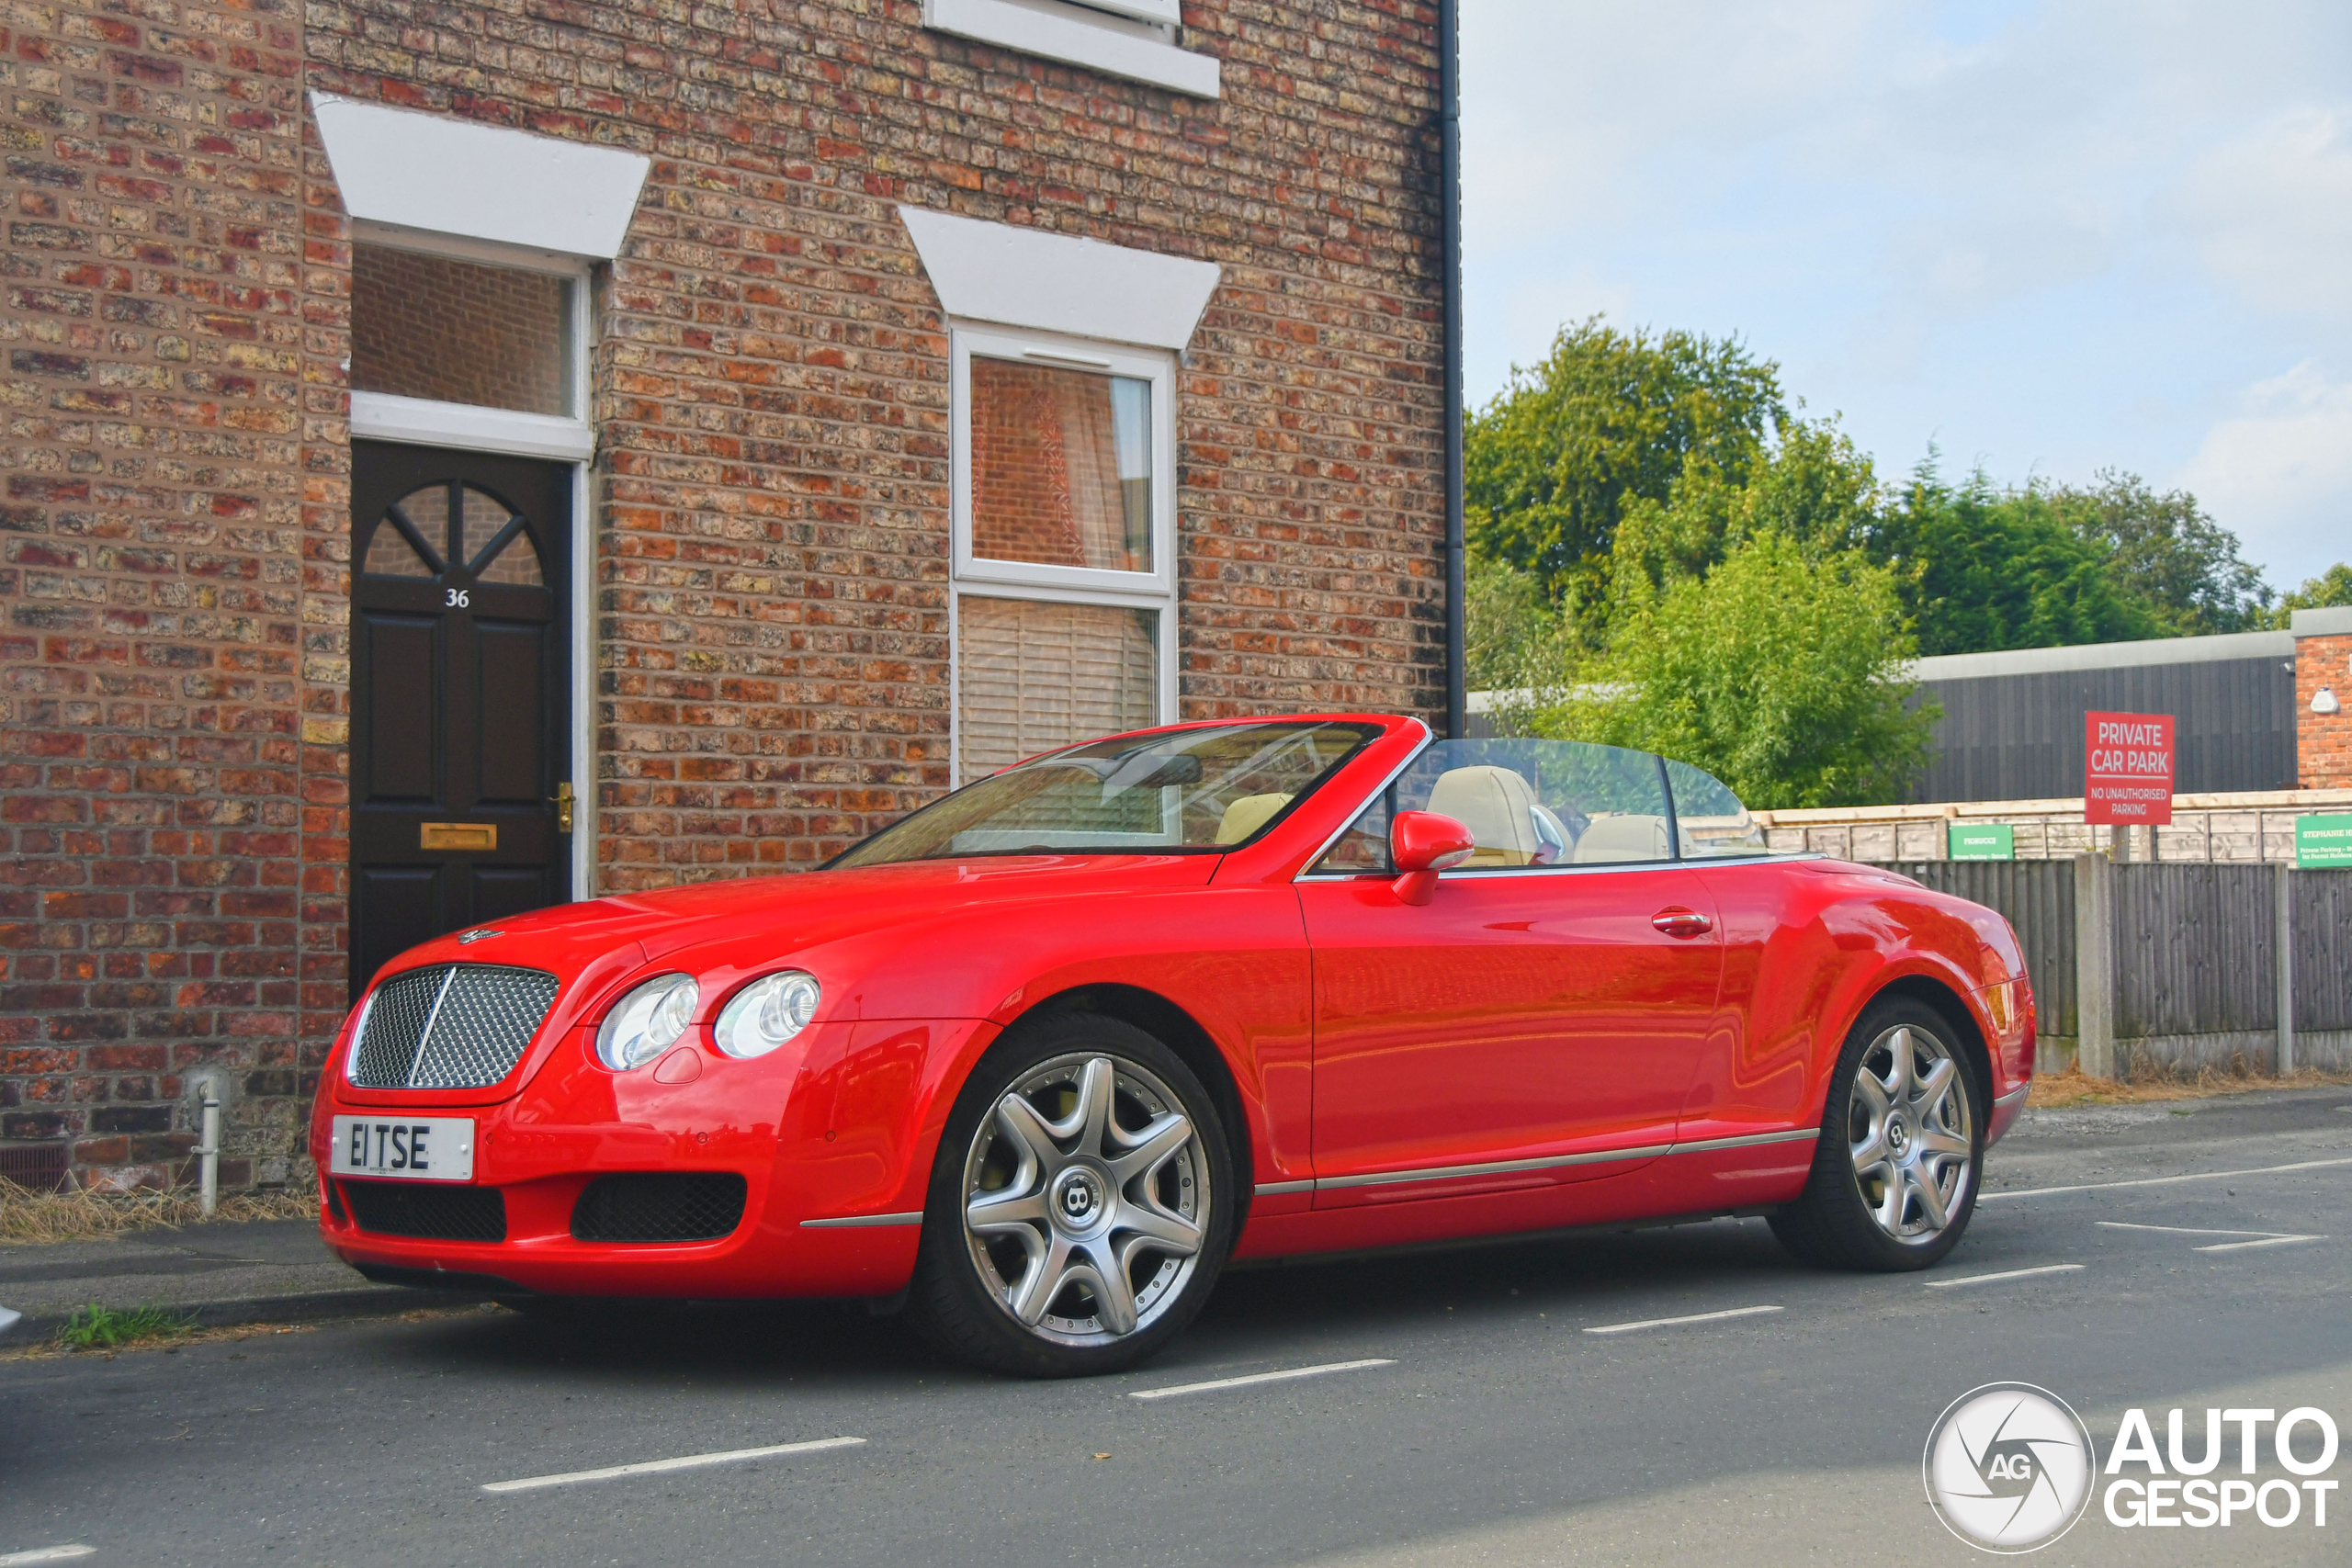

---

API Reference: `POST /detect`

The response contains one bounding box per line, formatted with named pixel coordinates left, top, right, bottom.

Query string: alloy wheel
left=960, top=1051, right=1211, bottom=1347
left=1848, top=1024, right=1975, bottom=1243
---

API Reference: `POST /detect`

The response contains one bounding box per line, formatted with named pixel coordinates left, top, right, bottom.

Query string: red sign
left=2084, top=711, right=2174, bottom=825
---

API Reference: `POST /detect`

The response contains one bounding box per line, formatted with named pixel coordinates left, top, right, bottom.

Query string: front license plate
left=330, top=1115, right=475, bottom=1181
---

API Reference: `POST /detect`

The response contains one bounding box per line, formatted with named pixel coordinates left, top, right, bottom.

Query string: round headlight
left=713, top=971, right=820, bottom=1059
left=596, top=973, right=698, bottom=1071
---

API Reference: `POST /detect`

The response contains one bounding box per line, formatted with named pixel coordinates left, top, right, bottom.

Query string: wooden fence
left=1886, top=860, right=2352, bottom=1078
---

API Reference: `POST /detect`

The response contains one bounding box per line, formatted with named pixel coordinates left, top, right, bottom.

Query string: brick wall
left=2301, top=634, right=2351, bottom=788
left=4, top=0, right=1445, bottom=1190
left=303, top=0, right=1445, bottom=900
left=0, top=0, right=310, bottom=1189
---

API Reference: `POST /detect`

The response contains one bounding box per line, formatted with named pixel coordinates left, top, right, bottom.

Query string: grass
left=0, top=1177, right=319, bottom=1247
left=1, top=1316, right=324, bottom=1363
left=54, top=1303, right=197, bottom=1351
left=2027, top=1063, right=2352, bottom=1108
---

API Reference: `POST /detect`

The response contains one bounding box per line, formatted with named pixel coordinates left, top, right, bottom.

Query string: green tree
left=1465, top=317, right=1784, bottom=622
left=1605, top=415, right=1883, bottom=612
left=2263, top=562, right=2352, bottom=626
left=1464, top=555, right=1570, bottom=694
left=1871, top=461, right=2165, bottom=656
left=1539, top=529, right=1936, bottom=808
left=2052, top=469, right=2271, bottom=635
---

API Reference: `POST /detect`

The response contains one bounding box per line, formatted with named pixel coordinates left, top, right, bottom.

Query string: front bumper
left=311, top=1017, right=990, bottom=1299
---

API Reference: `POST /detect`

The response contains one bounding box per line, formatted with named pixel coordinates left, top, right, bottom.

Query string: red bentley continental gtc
left=313, top=715, right=2035, bottom=1375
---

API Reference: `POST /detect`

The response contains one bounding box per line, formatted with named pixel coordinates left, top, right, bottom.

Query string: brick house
left=0, top=0, right=1455, bottom=1192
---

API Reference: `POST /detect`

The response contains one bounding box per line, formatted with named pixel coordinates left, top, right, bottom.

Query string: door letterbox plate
left=420, top=822, right=497, bottom=852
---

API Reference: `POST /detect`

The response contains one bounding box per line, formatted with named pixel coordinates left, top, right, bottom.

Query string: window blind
left=958, top=596, right=1159, bottom=783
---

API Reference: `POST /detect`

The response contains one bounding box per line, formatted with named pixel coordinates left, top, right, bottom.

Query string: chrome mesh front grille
left=347, top=964, right=560, bottom=1089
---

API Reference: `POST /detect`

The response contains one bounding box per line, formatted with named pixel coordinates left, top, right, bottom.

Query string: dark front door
left=349, top=440, right=571, bottom=995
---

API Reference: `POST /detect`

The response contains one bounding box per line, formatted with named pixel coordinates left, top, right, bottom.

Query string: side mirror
left=1390, top=810, right=1476, bottom=906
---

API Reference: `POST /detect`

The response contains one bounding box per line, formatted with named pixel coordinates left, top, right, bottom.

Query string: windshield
left=830, top=721, right=1385, bottom=868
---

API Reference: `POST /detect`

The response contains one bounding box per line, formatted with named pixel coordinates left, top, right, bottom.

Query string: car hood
left=378, top=853, right=1224, bottom=983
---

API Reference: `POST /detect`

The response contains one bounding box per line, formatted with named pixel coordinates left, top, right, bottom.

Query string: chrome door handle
left=1652, top=908, right=1712, bottom=938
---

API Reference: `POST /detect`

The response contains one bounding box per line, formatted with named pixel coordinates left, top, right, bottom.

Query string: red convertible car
left=313, top=715, right=2034, bottom=1375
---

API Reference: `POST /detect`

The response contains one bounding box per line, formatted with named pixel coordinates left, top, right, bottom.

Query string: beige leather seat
left=1427, top=765, right=1556, bottom=867
left=1214, top=793, right=1293, bottom=845
left=1571, top=812, right=1670, bottom=863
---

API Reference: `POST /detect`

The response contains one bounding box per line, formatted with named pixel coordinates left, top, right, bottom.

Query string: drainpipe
left=195, top=1079, right=221, bottom=1217
left=1440, top=0, right=1466, bottom=739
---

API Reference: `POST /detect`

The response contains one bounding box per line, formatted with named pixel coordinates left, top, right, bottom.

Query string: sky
left=1460, top=0, right=2352, bottom=591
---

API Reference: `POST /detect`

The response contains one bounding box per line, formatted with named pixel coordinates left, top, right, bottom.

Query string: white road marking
left=1979, top=1155, right=2352, bottom=1201
left=2094, top=1220, right=2326, bottom=1253
left=2195, top=1235, right=2325, bottom=1254
left=1923, top=1263, right=2085, bottom=1290
left=1127, top=1358, right=1396, bottom=1400
left=0, top=1548, right=97, bottom=1566
left=1582, top=1304, right=1783, bottom=1335
left=481, top=1436, right=865, bottom=1494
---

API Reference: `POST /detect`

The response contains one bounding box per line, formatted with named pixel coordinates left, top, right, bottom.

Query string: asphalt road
left=5, top=1088, right=2350, bottom=1567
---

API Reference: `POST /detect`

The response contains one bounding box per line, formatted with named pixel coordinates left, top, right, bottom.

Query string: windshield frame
left=821, top=718, right=1388, bottom=869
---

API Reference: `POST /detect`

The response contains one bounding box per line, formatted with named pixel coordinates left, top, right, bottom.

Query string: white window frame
left=949, top=321, right=1180, bottom=783
left=922, top=0, right=1220, bottom=98
left=346, top=221, right=595, bottom=464
left=344, top=219, right=598, bottom=897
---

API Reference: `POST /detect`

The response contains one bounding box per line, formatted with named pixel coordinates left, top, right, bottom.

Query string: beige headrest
left=1572, top=813, right=1670, bottom=863
left=1426, top=765, right=1543, bottom=866
left=1214, top=793, right=1293, bottom=845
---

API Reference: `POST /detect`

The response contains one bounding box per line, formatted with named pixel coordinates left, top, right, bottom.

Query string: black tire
left=905, top=1011, right=1238, bottom=1377
left=1770, top=995, right=1985, bottom=1271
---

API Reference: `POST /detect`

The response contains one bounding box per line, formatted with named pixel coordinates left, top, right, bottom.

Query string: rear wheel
left=906, top=1012, right=1236, bottom=1377
left=1770, top=997, right=1983, bottom=1270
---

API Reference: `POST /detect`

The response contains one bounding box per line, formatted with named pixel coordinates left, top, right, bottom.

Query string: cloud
left=1458, top=0, right=2352, bottom=585
left=2177, top=363, right=2352, bottom=582
left=2166, top=106, right=2352, bottom=324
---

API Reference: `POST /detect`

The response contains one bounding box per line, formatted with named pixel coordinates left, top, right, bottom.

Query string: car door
left=1298, top=742, right=1726, bottom=1208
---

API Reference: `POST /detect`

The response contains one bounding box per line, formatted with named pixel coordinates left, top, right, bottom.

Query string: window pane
left=351, top=245, right=573, bottom=416
left=969, top=357, right=1152, bottom=573
left=1311, top=738, right=1677, bottom=872
left=1664, top=757, right=1766, bottom=857
left=957, top=597, right=1158, bottom=784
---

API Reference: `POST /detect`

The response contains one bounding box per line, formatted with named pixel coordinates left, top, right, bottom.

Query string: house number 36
left=445, top=589, right=470, bottom=608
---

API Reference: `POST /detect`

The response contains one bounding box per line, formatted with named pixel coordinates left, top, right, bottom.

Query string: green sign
left=2299, top=814, right=2352, bottom=870
left=1950, top=823, right=2015, bottom=861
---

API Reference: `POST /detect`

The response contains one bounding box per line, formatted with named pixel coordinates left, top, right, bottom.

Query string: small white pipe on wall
left=195, top=1081, right=221, bottom=1217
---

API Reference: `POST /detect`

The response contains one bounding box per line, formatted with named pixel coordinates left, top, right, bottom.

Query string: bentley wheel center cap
left=1886, top=1116, right=1910, bottom=1156
left=1053, top=1168, right=1106, bottom=1228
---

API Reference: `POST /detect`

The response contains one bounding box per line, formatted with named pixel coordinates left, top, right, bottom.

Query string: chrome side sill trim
left=800, top=1211, right=924, bottom=1229
left=1317, top=1143, right=1676, bottom=1190
left=1676, top=1127, right=1823, bottom=1154
left=1253, top=1179, right=1314, bottom=1196
left=1994, top=1083, right=2030, bottom=1109
left=1301, top=1128, right=1820, bottom=1194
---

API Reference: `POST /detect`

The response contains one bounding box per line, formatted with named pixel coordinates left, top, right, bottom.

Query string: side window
left=1665, top=758, right=1767, bottom=858
left=1313, top=789, right=1395, bottom=874
left=1307, top=739, right=1679, bottom=874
